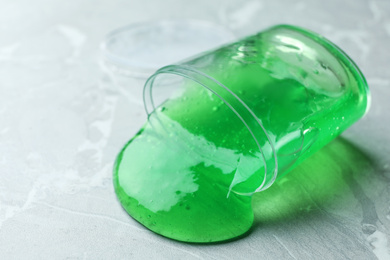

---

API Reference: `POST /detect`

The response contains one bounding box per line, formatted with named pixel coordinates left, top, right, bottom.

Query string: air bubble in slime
left=113, top=25, right=370, bottom=242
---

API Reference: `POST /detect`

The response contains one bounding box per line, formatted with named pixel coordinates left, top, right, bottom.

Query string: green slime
left=113, top=25, right=369, bottom=243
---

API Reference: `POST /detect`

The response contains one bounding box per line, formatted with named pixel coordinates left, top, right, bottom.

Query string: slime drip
left=114, top=113, right=255, bottom=242
left=114, top=85, right=261, bottom=242
left=113, top=26, right=369, bottom=243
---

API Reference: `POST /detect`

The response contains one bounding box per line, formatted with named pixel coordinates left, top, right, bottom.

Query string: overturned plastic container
left=114, top=24, right=370, bottom=243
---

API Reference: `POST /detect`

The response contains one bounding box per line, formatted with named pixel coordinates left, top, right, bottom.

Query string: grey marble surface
left=1, top=0, right=390, bottom=259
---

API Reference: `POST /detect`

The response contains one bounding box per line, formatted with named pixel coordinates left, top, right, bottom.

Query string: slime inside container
left=113, top=25, right=369, bottom=243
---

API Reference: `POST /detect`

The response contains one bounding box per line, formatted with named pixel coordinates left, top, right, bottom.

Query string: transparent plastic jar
left=143, top=24, right=370, bottom=193
left=114, top=24, right=370, bottom=242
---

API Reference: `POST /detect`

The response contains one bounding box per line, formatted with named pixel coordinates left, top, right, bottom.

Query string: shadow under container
left=144, top=24, right=370, bottom=194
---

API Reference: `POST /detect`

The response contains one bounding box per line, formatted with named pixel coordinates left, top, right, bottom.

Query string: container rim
left=143, top=65, right=278, bottom=194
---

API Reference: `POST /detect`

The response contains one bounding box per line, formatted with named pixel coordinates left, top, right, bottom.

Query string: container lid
left=100, top=20, right=235, bottom=78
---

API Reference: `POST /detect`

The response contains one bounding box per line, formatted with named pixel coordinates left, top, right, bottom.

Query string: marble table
left=1, top=0, right=389, bottom=259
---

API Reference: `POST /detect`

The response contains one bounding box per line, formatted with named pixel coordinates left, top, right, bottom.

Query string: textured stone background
left=1, top=0, right=390, bottom=259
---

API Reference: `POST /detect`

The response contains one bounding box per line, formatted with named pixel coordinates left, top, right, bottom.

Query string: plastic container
left=114, top=24, right=370, bottom=242
left=143, top=24, right=370, bottom=192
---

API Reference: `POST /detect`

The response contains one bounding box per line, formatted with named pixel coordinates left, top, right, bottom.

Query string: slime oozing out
left=113, top=25, right=369, bottom=243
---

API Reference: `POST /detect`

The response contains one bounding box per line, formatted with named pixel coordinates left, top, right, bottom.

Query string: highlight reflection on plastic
left=113, top=25, right=370, bottom=242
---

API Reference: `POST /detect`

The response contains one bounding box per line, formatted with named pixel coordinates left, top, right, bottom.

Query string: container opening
left=143, top=67, right=277, bottom=195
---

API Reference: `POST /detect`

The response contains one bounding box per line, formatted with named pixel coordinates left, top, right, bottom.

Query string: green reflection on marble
left=252, top=136, right=373, bottom=224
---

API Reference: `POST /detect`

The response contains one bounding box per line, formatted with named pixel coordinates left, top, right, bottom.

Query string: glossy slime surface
left=113, top=25, right=369, bottom=242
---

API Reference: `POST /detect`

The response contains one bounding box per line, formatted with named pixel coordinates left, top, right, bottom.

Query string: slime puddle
left=113, top=84, right=264, bottom=242
left=113, top=112, right=255, bottom=242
